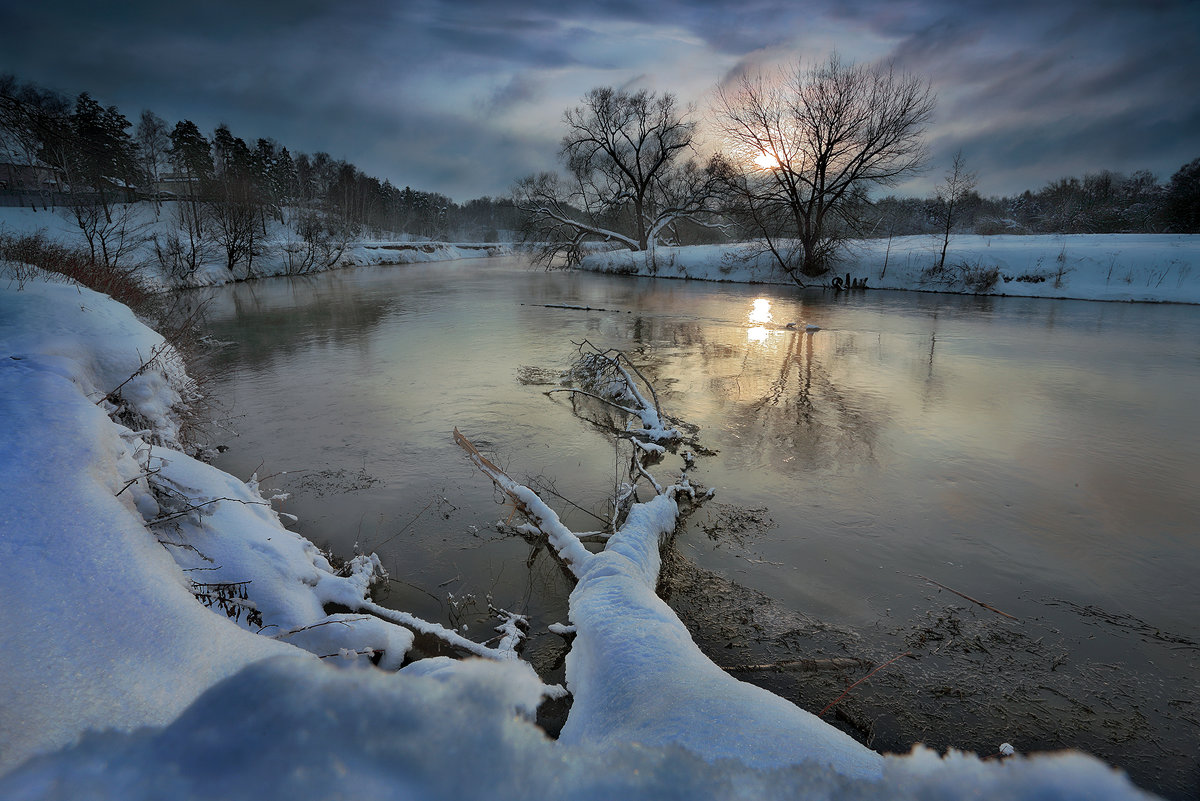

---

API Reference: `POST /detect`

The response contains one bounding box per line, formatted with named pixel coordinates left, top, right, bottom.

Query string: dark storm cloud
left=842, top=0, right=1199, bottom=191
left=2, top=0, right=1197, bottom=199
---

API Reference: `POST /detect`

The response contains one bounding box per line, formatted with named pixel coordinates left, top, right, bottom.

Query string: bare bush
left=920, top=258, right=1000, bottom=293
left=154, top=201, right=209, bottom=282
left=279, top=211, right=352, bottom=275
left=0, top=229, right=153, bottom=309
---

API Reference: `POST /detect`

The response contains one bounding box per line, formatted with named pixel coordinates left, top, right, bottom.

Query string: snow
left=0, top=657, right=1154, bottom=800
left=0, top=204, right=508, bottom=290
left=0, top=278, right=295, bottom=770
left=579, top=234, right=1200, bottom=305
left=0, top=255, right=1162, bottom=797
left=562, top=491, right=882, bottom=777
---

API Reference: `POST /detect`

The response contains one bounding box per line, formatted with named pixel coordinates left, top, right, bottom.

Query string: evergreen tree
left=1163, top=158, right=1200, bottom=233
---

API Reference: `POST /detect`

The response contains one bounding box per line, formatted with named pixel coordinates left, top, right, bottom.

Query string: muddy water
left=196, top=256, right=1199, bottom=798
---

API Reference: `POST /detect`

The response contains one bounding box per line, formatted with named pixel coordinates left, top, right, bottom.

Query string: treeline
left=869, top=163, right=1200, bottom=238
left=4, top=72, right=1198, bottom=282
left=0, top=74, right=521, bottom=245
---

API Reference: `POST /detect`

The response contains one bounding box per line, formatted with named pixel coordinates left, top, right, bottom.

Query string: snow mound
left=0, top=656, right=1154, bottom=800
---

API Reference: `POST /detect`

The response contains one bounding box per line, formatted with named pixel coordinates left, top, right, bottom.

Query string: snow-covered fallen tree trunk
left=457, top=351, right=881, bottom=777
left=547, top=340, right=683, bottom=443
left=560, top=487, right=882, bottom=776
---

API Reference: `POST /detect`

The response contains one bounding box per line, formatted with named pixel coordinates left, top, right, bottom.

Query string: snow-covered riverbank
left=0, top=204, right=507, bottom=289
left=0, top=264, right=1160, bottom=798
left=579, top=234, right=1200, bottom=305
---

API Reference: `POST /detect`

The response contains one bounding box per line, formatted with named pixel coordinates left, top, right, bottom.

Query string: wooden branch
left=819, top=651, right=911, bottom=717
left=146, top=495, right=270, bottom=526
left=453, top=427, right=593, bottom=576
left=723, top=657, right=868, bottom=673
left=545, top=387, right=642, bottom=417
left=910, top=574, right=1019, bottom=620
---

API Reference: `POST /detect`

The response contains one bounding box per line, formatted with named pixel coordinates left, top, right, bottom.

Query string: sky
left=2, top=0, right=1197, bottom=202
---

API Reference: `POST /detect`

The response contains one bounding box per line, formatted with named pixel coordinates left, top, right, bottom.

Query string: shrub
left=919, top=258, right=1001, bottom=293
left=0, top=230, right=153, bottom=311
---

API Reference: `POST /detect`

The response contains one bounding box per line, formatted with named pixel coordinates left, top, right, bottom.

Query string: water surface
left=197, top=255, right=1199, bottom=797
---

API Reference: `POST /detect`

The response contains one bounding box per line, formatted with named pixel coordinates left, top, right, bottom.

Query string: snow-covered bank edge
left=0, top=203, right=510, bottom=291
left=173, top=240, right=510, bottom=289
left=0, top=272, right=1156, bottom=799
left=0, top=272, right=539, bottom=771
left=578, top=234, right=1200, bottom=305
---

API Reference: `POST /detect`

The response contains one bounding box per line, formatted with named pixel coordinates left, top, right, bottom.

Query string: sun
left=753, top=151, right=779, bottom=170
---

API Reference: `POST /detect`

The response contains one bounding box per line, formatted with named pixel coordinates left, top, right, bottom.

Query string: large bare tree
left=515, top=87, right=721, bottom=267
left=713, top=55, right=935, bottom=281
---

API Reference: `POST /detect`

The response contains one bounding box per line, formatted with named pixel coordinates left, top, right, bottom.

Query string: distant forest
left=0, top=74, right=521, bottom=243
left=2, top=73, right=1198, bottom=245
left=867, top=167, right=1200, bottom=238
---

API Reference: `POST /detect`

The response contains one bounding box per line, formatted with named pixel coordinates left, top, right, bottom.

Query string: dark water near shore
left=196, top=256, right=1200, bottom=799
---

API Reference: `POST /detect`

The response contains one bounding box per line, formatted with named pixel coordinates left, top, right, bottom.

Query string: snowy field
left=579, top=234, right=1200, bottom=305
left=0, top=254, right=1163, bottom=796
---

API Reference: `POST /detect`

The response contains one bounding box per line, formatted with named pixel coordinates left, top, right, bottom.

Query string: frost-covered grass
left=579, top=234, right=1200, bottom=305
left=0, top=261, right=1159, bottom=797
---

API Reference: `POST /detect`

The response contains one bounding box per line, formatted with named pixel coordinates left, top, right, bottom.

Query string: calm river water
left=197, top=255, right=1199, bottom=798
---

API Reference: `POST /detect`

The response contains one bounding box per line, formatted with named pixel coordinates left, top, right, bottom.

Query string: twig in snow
left=96, top=343, right=171, bottom=405
left=114, top=467, right=162, bottom=497
left=487, top=604, right=530, bottom=656
left=355, top=598, right=511, bottom=661
left=271, top=616, right=372, bottom=639
left=318, top=648, right=376, bottom=660
left=145, top=495, right=270, bottom=526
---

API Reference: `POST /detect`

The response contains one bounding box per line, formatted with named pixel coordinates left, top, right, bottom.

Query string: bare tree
left=136, top=110, right=169, bottom=198
left=934, top=149, right=978, bottom=270
left=514, top=87, right=722, bottom=267
left=713, top=55, right=935, bottom=281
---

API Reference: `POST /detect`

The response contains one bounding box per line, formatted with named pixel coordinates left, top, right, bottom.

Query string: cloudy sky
left=2, top=0, right=1197, bottom=201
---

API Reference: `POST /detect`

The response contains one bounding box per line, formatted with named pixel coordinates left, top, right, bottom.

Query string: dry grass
left=0, top=229, right=154, bottom=311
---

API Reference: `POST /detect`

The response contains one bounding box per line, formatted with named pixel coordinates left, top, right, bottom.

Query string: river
left=196, top=255, right=1199, bottom=799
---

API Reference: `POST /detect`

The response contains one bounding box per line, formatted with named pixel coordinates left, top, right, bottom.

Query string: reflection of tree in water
left=735, top=329, right=883, bottom=472
left=200, top=277, right=396, bottom=372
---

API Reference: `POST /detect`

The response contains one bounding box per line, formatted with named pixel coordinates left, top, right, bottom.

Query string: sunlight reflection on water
left=748, top=297, right=773, bottom=324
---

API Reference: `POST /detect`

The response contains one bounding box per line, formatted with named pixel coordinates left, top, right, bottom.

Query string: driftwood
left=454, top=427, right=533, bottom=520
left=819, top=651, right=912, bottom=718
left=910, top=573, right=1019, bottom=620
left=723, top=657, right=869, bottom=673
